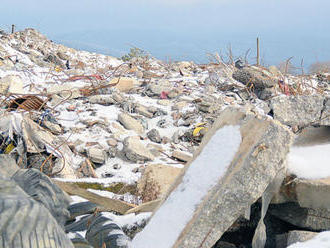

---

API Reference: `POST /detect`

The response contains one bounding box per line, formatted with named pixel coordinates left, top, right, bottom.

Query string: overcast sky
left=0, top=0, right=329, bottom=67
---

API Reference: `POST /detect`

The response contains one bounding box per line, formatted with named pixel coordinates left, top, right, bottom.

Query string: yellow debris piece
left=193, top=126, right=206, bottom=137
left=55, top=66, right=62, bottom=72
left=4, top=143, right=15, bottom=154
left=195, top=122, right=207, bottom=128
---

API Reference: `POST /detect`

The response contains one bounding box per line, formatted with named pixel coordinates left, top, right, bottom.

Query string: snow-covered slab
left=280, top=127, right=330, bottom=210
left=288, top=143, right=330, bottom=180
left=132, top=107, right=292, bottom=248
left=288, top=231, right=330, bottom=248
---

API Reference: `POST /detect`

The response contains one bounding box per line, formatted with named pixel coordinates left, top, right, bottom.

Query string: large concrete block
left=132, top=107, right=292, bottom=248
left=269, top=95, right=325, bottom=127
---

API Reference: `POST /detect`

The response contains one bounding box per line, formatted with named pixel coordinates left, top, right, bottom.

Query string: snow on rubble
left=0, top=28, right=329, bottom=247
left=132, top=125, right=242, bottom=248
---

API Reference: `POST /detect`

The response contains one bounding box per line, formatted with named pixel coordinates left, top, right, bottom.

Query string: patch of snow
left=131, top=125, right=242, bottom=248
left=87, top=188, right=115, bottom=198
left=70, top=195, right=88, bottom=204
left=101, top=212, right=152, bottom=229
left=288, top=143, right=330, bottom=179
left=288, top=231, right=330, bottom=248
left=55, top=175, right=137, bottom=186
left=87, top=189, right=140, bottom=205
left=66, top=232, right=77, bottom=239
left=77, top=231, right=87, bottom=238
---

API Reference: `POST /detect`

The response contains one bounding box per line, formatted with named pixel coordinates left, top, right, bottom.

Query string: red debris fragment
left=160, top=91, right=168, bottom=99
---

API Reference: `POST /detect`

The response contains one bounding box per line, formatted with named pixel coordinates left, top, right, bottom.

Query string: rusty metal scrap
left=6, top=95, right=47, bottom=111
left=79, top=79, right=120, bottom=96
left=65, top=74, right=103, bottom=82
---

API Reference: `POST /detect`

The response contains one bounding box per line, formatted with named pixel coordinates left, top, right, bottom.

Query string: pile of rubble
left=0, top=28, right=329, bottom=248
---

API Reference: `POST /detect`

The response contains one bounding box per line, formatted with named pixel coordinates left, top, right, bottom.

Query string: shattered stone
left=44, top=53, right=65, bottom=68
left=123, top=136, right=154, bottom=162
left=137, top=164, right=182, bottom=201
left=258, top=87, right=276, bottom=100
left=269, top=95, right=325, bottom=126
left=2, top=27, right=330, bottom=248
left=133, top=107, right=292, bottom=248
left=172, top=101, right=188, bottom=111
left=279, top=176, right=330, bottom=211
left=109, top=77, right=139, bottom=93
left=198, top=98, right=223, bottom=113
left=112, top=92, right=126, bottom=103
left=136, top=105, right=154, bottom=118
left=118, top=113, right=144, bottom=134
left=269, top=202, right=330, bottom=231
left=107, top=146, right=118, bottom=158
left=77, top=159, right=97, bottom=178
left=171, top=130, right=182, bottom=144
left=147, top=80, right=173, bottom=96
left=232, top=66, right=278, bottom=89
left=146, top=143, right=164, bottom=152
left=109, top=121, right=130, bottom=139
left=87, top=148, right=106, bottom=164
left=106, top=138, right=118, bottom=147
left=88, top=95, right=115, bottom=105
left=171, top=150, right=193, bottom=162
left=147, top=129, right=162, bottom=143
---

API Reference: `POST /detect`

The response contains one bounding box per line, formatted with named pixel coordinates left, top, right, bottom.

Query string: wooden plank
left=54, top=180, right=136, bottom=215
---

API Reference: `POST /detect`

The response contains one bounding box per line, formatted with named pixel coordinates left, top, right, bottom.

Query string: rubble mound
left=0, top=28, right=329, bottom=248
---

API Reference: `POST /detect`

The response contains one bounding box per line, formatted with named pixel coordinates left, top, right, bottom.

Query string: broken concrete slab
left=269, top=95, right=325, bottom=127
left=232, top=66, right=277, bottom=89
left=118, top=113, right=144, bottom=134
left=288, top=177, right=330, bottom=210
left=132, top=106, right=292, bottom=248
left=292, top=126, right=330, bottom=146
left=87, top=147, right=106, bottom=164
left=136, top=105, right=154, bottom=118
left=109, top=77, right=139, bottom=93
left=123, top=136, right=154, bottom=162
left=88, top=95, right=115, bottom=105
left=171, top=150, right=193, bottom=162
left=137, top=164, right=182, bottom=201
left=269, top=202, right=330, bottom=231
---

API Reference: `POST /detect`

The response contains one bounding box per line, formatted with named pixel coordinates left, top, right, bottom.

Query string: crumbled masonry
left=0, top=28, right=329, bottom=248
